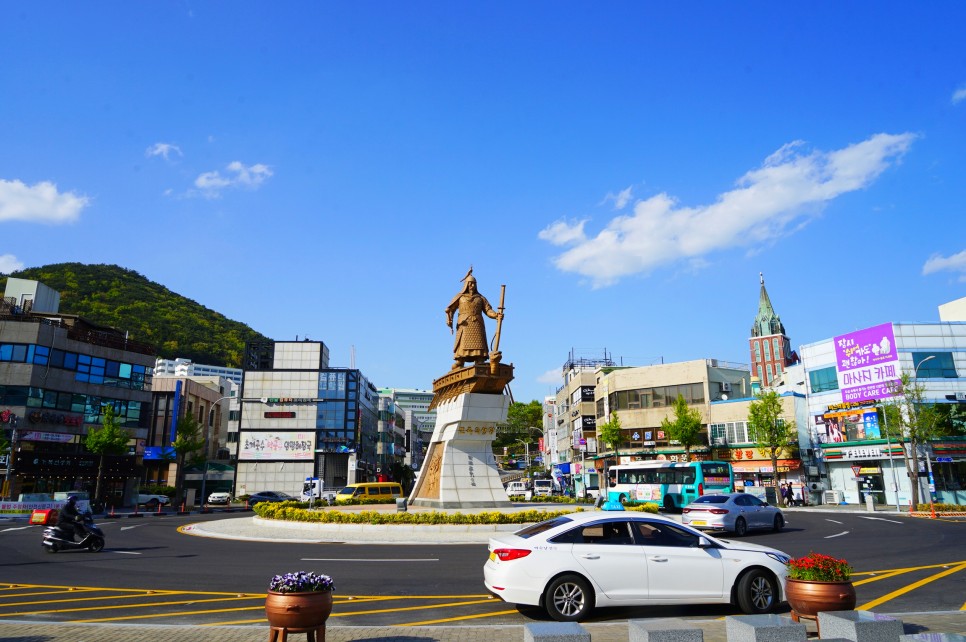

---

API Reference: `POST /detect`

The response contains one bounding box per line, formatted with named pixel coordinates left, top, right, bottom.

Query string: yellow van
left=335, top=482, right=404, bottom=503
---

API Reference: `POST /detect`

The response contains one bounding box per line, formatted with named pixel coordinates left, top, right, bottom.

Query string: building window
left=910, top=352, right=957, bottom=378
left=808, top=366, right=839, bottom=393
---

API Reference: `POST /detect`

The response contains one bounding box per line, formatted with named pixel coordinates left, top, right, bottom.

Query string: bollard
left=396, top=498, right=408, bottom=512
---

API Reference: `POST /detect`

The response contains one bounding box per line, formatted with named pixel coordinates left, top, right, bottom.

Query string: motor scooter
left=42, top=512, right=105, bottom=553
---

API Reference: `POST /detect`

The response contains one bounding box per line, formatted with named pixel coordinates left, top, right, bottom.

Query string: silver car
left=681, top=492, right=785, bottom=536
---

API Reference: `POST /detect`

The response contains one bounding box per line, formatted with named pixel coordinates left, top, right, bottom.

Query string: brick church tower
left=749, top=273, right=799, bottom=389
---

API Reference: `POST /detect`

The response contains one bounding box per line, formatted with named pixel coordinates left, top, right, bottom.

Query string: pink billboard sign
left=833, top=322, right=900, bottom=403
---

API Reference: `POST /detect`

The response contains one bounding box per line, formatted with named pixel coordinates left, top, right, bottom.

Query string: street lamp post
left=514, top=439, right=531, bottom=471
left=911, top=355, right=936, bottom=511
left=201, top=394, right=234, bottom=507
left=877, top=403, right=901, bottom=513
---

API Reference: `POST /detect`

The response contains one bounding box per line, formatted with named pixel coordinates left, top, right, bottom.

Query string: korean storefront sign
left=834, top=322, right=900, bottom=403
left=238, top=431, right=315, bottom=460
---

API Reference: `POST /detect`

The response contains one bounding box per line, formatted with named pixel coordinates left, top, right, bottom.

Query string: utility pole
left=3, top=414, right=20, bottom=501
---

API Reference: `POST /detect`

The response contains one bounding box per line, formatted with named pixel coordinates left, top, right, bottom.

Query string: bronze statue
left=445, top=267, right=504, bottom=370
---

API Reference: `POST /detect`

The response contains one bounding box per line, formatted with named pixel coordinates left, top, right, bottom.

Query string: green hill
left=0, top=263, right=271, bottom=368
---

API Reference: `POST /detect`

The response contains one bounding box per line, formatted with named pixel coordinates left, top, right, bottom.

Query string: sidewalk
left=2, top=611, right=965, bottom=642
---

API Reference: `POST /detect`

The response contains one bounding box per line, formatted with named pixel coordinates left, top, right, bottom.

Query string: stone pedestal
left=409, top=392, right=512, bottom=509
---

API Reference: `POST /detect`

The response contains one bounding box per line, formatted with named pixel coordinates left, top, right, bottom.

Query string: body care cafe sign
left=834, top=322, right=900, bottom=403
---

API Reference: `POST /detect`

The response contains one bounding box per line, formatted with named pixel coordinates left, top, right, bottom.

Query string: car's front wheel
left=544, top=574, right=593, bottom=622
left=736, top=569, right=779, bottom=614
left=773, top=514, right=784, bottom=532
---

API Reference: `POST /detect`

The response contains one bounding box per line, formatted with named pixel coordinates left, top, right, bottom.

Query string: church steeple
left=749, top=273, right=798, bottom=389
left=751, top=272, right=785, bottom=338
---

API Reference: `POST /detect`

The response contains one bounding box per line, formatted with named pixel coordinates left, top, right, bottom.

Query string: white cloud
left=0, top=254, right=25, bottom=273
left=540, top=133, right=917, bottom=287
left=537, top=368, right=561, bottom=385
left=192, top=161, right=273, bottom=198
left=952, top=87, right=966, bottom=105
left=602, top=186, right=634, bottom=210
left=922, top=250, right=966, bottom=281
left=145, top=142, right=183, bottom=161
left=0, top=178, right=89, bottom=224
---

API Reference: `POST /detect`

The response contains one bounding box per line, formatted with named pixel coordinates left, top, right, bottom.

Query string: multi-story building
left=376, top=394, right=407, bottom=479
left=379, top=388, right=435, bottom=471
left=593, top=359, right=753, bottom=470
left=234, top=340, right=380, bottom=497
left=0, top=278, right=155, bottom=504
left=154, top=358, right=243, bottom=385
left=800, top=314, right=966, bottom=507
left=145, top=374, right=234, bottom=500
left=553, top=351, right=613, bottom=483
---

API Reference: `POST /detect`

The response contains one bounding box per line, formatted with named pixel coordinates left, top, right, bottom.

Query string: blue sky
left=2, top=3, right=965, bottom=403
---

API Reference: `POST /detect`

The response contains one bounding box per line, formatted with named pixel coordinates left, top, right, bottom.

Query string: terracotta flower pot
left=785, top=578, right=856, bottom=621
left=265, top=590, right=333, bottom=631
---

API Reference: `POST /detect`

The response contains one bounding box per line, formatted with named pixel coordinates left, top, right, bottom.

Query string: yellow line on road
left=853, top=561, right=966, bottom=576
left=5, top=595, right=263, bottom=619
left=329, top=598, right=498, bottom=618
left=857, top=562, right=966, bottom=611
left=401, top=608, right=520, bottom=626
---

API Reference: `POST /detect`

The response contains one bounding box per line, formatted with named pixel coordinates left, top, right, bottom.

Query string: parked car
left=246, top=490, right=297, bottom=506
left=483, top=510, right=790, bottom=622
left=207, top=491, right=232, bottom=505
left=681, top=492, right=785, bottom=536
left=136, top=493, right=170, bottom=508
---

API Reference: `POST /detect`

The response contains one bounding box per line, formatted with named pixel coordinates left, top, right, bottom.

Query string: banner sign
left=834, top=322, right=900, bottom=403
left=238, top=431, right=315, bottom=460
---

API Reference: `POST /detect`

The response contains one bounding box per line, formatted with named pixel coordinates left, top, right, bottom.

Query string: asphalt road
left=1, top=510, right=963, bottom=627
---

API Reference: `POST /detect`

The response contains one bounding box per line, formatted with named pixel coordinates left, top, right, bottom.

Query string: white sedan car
left=207, top=492, right=232, bottom=505
left=483, top=511, right=789, bottom=622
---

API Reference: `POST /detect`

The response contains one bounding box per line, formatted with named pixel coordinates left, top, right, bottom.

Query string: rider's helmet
left=65, top=495, right=77, bottom=507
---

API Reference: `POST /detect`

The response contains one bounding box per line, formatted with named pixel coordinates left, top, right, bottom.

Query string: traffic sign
left=851, top=465, right=862, bottom=478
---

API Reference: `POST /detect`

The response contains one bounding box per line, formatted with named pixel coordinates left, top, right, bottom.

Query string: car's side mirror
left=697, top=536, right=713, bottom=548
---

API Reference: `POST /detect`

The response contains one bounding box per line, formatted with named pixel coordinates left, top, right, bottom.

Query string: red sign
left=851, top=466, right=862, bottom=478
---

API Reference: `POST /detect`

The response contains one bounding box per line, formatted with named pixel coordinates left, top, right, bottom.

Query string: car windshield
left=694, top=495, right=730, bottom=504
left=337, top=487, right=354, bottom=495
left=513, top=515, right=573, bottom=539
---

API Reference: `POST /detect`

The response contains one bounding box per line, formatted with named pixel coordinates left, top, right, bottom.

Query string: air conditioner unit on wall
left=720, top=382, right=732, bottom=393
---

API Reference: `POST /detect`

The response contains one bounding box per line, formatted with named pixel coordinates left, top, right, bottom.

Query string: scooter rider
left=56, top=495, right=85, bottom=541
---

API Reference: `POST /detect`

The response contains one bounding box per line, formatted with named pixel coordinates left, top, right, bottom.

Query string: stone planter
left=785, top=578, right=856, bottom=624
left=265, top=590, right=333, bottom=641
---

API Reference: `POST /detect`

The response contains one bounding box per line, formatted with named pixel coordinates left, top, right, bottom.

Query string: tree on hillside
left=171, top=415, right=205, bottom=506
left=85, top=405, right=132, bottom=505
left=747, top=390, right=796, bottom=494
left=661, top=394, right=704, bottom=461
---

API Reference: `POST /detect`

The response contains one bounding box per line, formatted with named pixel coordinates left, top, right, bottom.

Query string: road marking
left=857, top=516, right=903, bottom=524
left=112, top=551, right=141, bottom=555
left=857, top=562, right=966, bottom=610
left=301, top=558, right=439, bottom=562
left=825, top=530, right=849, bottom=538
left=826, top=519, right=844, bottom=524
left=402, top=608, right=520, bottom=626
left=0, top=526, right=33, bottom=532
left=120, top=524, right=146, bottom=531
